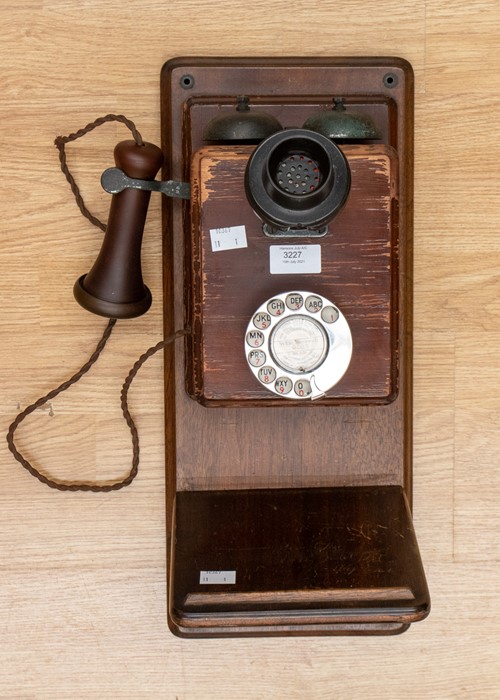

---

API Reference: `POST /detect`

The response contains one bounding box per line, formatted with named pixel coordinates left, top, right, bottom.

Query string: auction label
left=270, top=245, right=321, bottom=274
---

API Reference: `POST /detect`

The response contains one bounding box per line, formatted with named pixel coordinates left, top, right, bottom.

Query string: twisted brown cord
left=54, top=114, right=144, bottom=231
left=7, top=320, right=116, bottom=491
left=6, top=327, right=189, bottom=492
left=119, top=328, right=190, bottom=488
left=7, top=114, right=190, bottom=491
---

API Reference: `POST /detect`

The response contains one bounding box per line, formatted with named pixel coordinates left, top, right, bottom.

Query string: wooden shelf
left=170, top=486, right=429, bottom=637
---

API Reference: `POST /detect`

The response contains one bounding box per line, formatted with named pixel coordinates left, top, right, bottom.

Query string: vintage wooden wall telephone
left=8, top=57, right=430, bottom=636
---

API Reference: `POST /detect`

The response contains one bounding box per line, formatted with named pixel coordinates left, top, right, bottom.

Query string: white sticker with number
left=270, top=245, right=321, bottom=274
left=210, top=225, right=248, bottom=252
left=199, top=570, right=236, bottom=584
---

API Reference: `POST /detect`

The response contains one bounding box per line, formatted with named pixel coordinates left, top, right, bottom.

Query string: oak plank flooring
left=0, top=0, right=498, bottom=696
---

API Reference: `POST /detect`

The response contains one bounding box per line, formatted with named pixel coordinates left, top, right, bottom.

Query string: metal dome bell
left=203, top=96, right=283, bottom=143
left=303, top=98, right=380, bottom=142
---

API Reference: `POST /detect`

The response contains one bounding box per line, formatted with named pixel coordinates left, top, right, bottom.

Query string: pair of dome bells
left=204, top=96, right=379, bottom=234
left=203, top=95, right=380, bottom=144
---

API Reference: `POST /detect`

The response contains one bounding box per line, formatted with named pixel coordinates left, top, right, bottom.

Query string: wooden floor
left=1, top=1, right=499, bottom=697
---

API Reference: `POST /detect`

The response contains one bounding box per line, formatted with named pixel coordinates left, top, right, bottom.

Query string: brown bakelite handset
left=73, top=140, right=163, bottom=319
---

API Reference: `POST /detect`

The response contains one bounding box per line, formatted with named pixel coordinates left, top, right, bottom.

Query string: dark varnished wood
left=170, top=486, right=429, bottom=637
left=161, top=57, right=426, bottom=636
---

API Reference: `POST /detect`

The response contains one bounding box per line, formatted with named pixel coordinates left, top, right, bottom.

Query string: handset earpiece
left=73, top=139, right=163, bottom=319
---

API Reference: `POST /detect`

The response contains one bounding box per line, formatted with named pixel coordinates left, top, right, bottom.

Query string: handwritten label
left=199, top=570, right=236, bottom=585
left=210, top=225, right=247, bottom=252
left=270, top=245, right=321, bottom=274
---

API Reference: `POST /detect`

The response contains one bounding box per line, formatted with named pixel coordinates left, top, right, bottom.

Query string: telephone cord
left=6, top=115, right=187, bottom=492
left=6, top=325, right=188, bottom=492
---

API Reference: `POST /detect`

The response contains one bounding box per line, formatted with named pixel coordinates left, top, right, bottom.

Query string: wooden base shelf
left=169, top=486, right=429, bottom=637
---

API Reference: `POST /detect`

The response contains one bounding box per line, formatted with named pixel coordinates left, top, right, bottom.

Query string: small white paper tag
left=210, top=225, right=248, bottom=252
left=199, top=570, right=236, bottom=585
left=270, top=244, right=321, bottom=274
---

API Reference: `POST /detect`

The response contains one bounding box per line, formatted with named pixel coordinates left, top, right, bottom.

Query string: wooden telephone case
left=160, top=57, right=430, bottom=637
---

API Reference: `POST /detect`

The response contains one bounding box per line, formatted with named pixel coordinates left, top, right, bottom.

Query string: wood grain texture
left=171, top=486, right=429, bottom=636
left=164, top=59, right=414, bottom=516
left=189, top=145, right=397, bottom=403
left=0, top=0, right=499, bottom=697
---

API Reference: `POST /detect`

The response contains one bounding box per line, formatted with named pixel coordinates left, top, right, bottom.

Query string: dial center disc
left=270, top=315, right=328, bottom=373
